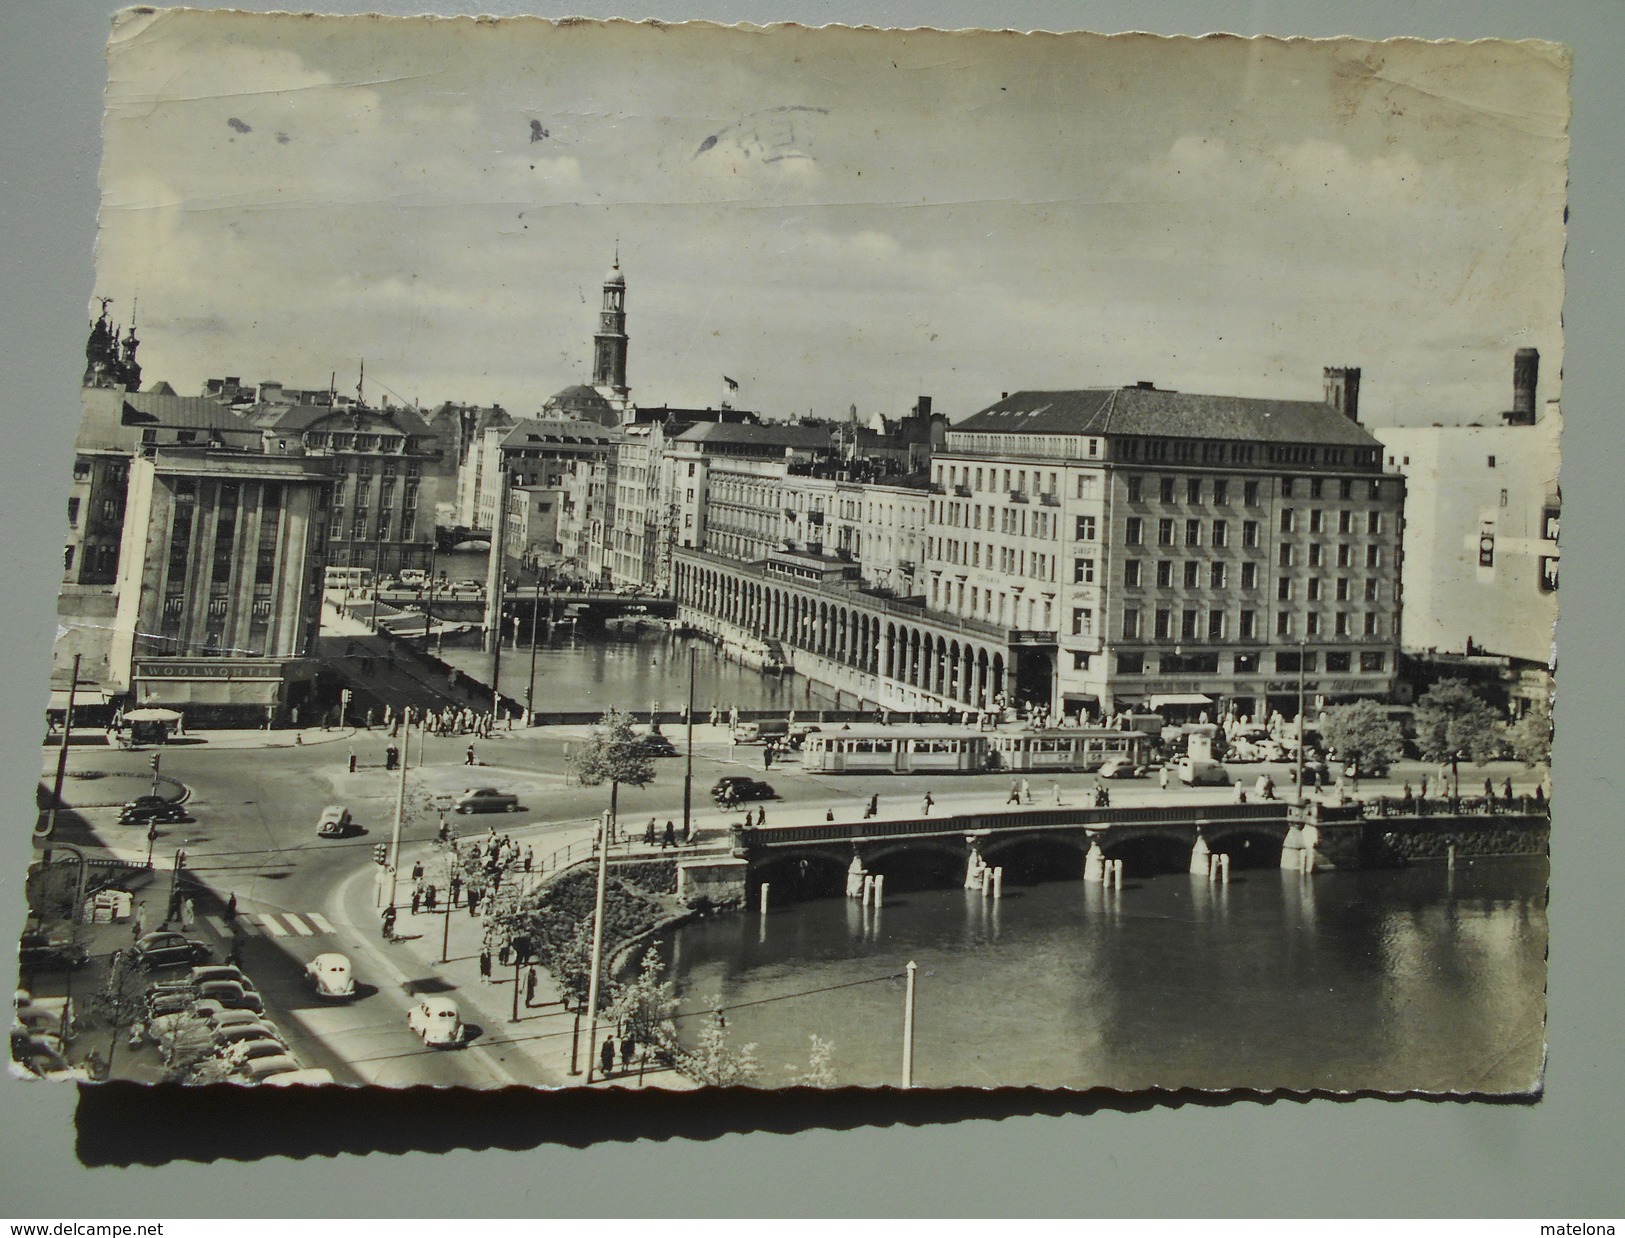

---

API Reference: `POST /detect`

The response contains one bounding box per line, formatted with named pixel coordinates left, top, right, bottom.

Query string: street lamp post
left=386, top=718, right=410, bottom=912
left=1296, top=637, right=1307, bottom=803
left=682, top=645, right=696, bottom=843
left=526, top=573, right=542, bottom=724
left=39, top=653, right=82, bottom=864
left=423, top=540, right=437, bottom=649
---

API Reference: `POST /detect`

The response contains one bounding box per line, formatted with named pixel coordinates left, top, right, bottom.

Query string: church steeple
left=83, top=296, right=141, bottom=391
left=591, top=253, right=629, bottom=399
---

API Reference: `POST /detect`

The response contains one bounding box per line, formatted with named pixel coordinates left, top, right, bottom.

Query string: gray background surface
left=0, top=0, right=1616, bottom=1218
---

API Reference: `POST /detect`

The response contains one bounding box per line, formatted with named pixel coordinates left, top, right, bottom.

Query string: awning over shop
left=122, top=707, right=185, bottom=723
left=48, top=688, right=113, bottom=710
left=1148, top=693, right=1213, bottom=709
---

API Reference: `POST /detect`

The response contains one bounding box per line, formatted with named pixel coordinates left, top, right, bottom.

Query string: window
left=1210, top=562, right=1226, bottom=589
left=1277, top=650, right=1315, bottom=673
left=1540, top=555, right=1559, bottom=592
left=1126, top=475, right=1142, bottom=502
left=1075, top=515, right=1097, bottom=540
left=1073, top=558, right=1096, bottom=584
left=1336, top=544, right=1351, bottom=568
left=1121, top=608, right=1141, bottom=639
left=1117, top=652, right=1145, bottom=674
left=1181, top=608, right=1198, bottom=640
left=1307, top=478, right=1322, bottom=500
left=1242, top=520, right=1259, bottom=548
left=1241, top=562, right=1258, bottom=589
left=1239, top=609, right=1256, bottom=639
left=1154, top=608, right=1172, bottom=639
left=1123, top=559, right=1142, bottom=587
left=1208, top=609, right=1226, bottom=640
left=1279, top=544, right=1294, bottom=567
left=1160, top=477, right=1176, bottom=503
left=1125, top=517, right=1144, bottom=546
left=1364, top=612, right=1380, bottom=636
left=1187, top=479, right=1202, bottom=503
left=1338, top=510, right=1353, bottom=535
left=1367, top=511, right=1383, bottom=535
left=1360, top=650, right=1387, bottom=672
left=1280, top=509, right=1295, bottom=534
left=1336, top=578, right=1350, bottom=602
left=1235, top=652, right=1258, bottom=673
left=1277, top=577, right=1292, bottom=601
left=1211, top=520, right=1228, bottom=547
left=1072, top=652, right=1091, bottom=670
left=63, top=545, right=74, bottom=572
left=1156, top=560, right=1173, bottom=588
left=1071, top=608, right=1093, bottom=636
left=1281, top=478, right=1295, bottom=498
left=1309, top=543, right=1324, bottom=567
left=1308, top=578, right=1321, bottom=601
left=1183, top=561, right=1199, bottom=588
left=1310, top=509, right=1324, bottom=534
left=1335, top=612, right=1350, bottom=637
left=1326, top=651, right=1352, bottom=672
left=1487, top=455, right=1497, bottom=468
left=66, top=498, right=79, bottom=526
left=1367, top=545, right=1382, bottom=568
left=1185, top=518, right=1201, bottom=546
left=1157, top=518, right=1175, bottom=546
left=1276, top=612, right=1291, bottom=636
left=1369, top=480, right=1383, bottom=500
left=1364, top=579, right=1379, bottom=602
left=1307, top=613, right=1322, bottom=636
left=1244, top=480, right=1259, bottom=506
left=1213, top=480, right=1229, bottom=505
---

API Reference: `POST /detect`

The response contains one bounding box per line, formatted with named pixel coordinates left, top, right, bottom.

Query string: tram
left=985, top=728, right=1152, bottom=772
left=323, top=565, right=375, bottom=593
left=799, top=726, right=990, bottom=774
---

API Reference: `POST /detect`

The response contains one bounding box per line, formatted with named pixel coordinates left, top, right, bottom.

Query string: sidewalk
left=382, top=820, right=701, bottom=1090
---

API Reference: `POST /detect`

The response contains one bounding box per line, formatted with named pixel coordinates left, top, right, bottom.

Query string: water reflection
left=658, top=857, right=1547, bottom=1092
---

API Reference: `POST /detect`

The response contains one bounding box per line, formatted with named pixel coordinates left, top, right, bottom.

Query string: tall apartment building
left=665, top=422, right=837, bottom=560
left=926, top=378, right=1405, bottom=720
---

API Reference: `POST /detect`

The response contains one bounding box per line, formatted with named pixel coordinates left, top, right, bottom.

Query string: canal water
left=656, top=856, right=1547, bottom=1093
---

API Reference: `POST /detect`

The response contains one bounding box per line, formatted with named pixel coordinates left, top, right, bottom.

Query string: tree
left=86, top=949, right=150, bottom=1079
left=568, top=707, right=656, bottom=832
left=1318, top=700, right=1405, bottom=773
left=788, top=1034, right=837, bottom=1088
left=607, top=947, right=679, bottom=1057
left=679, top=1005, right=759, bottom=1086
left=1506, top=694, right=1553, bottom=769
left=1413, top=678, right=1503, bottom=792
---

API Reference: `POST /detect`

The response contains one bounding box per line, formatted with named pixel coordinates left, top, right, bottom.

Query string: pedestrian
left=1159, top=765, right=1170, bottom=791
left=1420, top=774, right=1430, bottom=799
left=867, top=793, right=879, bottom=819
left=134, top=900, right=148, bottom=937
left=180, top=897, right=196, bottom=931
left=600, top=1035, right=616, bottom=1077
left=425, top=883, right=438, bottom=912
left=1021, top=778, right=1031, bottom=804
left=524, top=847, right=533, bottom=873
left=382, top=906, right=397, bottom=940
left=1006, top=782, right=1020, bottom=806
left=411, top=886, right=422, bottom=915
left=663, top=820, right=677, bottom=849
left=621, top=1036, right=636, bottom=1073
left=450, top=873, right=463, bottom=907
left=826, top=808, right=835, bottom=821
left=468, top=887, right=481, bottom=916
left=466, top=743, right=476, bottom=766
left=1484, top=776, right=1495, bottom=799
left=1503, top=777, right=1514, bottom=803
left=1053, top=780, right=1061, bottom=805
left=411, top=860, right=424, bottom=882
left=922, top=791, right=934, bottom=815
left=645, top=817, right=657, bottom=846
left=525, top=966, right=538, bottom=1007
left=479, top=949, right=492, bottom=983
left=756, top=805, right=767, bottom=826
left=499, top=942, right=512, bottom=967
left=763, top=747, right=772, bottom=770
left=226, top=892, right=237, bottom=923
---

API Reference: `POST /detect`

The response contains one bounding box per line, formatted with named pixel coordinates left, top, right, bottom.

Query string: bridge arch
left=862, top=838, right=969, bottom=890
left=1095, top=830, right=1198, bottom=878
left=980, top=832, right=1093, bottom=885
left=1200, top=824, right=1287, bottom=868
left=751, top=850, right=851, bottom=902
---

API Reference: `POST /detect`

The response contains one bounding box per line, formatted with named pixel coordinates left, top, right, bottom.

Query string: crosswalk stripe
left=205, top=916, right=230, bottom=936
left=257, top=913, right=288, bottom=937
left=283, top=913, right=314, bottom=937
left=307, top=912, right=335, bottom=934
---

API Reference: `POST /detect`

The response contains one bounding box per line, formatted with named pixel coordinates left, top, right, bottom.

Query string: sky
left=91, top=12, right=1570, bottom=427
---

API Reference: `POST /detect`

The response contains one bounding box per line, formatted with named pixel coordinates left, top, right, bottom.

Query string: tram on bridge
left=799, top=725, right=1153, bottom=774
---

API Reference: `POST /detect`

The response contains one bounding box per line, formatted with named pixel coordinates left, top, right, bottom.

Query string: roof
left=118, top=392, right=259, bottom=432
left=544, top=384, right=613, bottom=410
left=244, top=403, right=433, bottom=436
left=501, top=418, right=615, bottom=449
left=673, top=422, right=835, bottom=449
left=954, top=388, right=1382, bottom=448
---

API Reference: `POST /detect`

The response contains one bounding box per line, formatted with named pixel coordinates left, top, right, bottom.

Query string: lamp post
left=525, top=572, right=542, bottom=724
left=423, top=540, right=437, bottom=649
left=682, top=645, right=696, bottom=843
left=39, top=653, right=82, bottom=864
left=1295, top=637, right=1307, bottom=803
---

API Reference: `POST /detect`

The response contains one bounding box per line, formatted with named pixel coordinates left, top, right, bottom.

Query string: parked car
left=633, top=733, right=678, bottom=758
left=119, top=795, right=189, bottom=825
left=17, top=934, right=89, bottom=972
left=188, top=965, right=253, bottom=989
left=1097, top=757, right=1147, bottom=780
left=205, top=1008, right=271, bottom=1033
left=194, top=980, right=263, bottom=1013
left=213, top=1019, right=284, bottom=1049
left=238, top=1054, right=303, bottom=1082
left=224, top=1037, right=293, bottom=1068
left=264, top=1068, right=335, bottom=1086
left=786, top=724, right=822, bottom=749
left=316, top=805, right=362, bottom=838
left=304, top=953, right=356, bottom=1000
left=453, top=787, right=521, bottom=814
left=407, top=996, right=463, bottom=1048
left=712, top=776, right=776, bottom=805
left=731, top=721, right=764, bottom=744
left=144, top=990, right=193, bottom=1021
left=1175, top=756, right=1230, bottom=786
left=15, top=991, right=74, bottom=1038
left=131, top=931, right=213, bottom=970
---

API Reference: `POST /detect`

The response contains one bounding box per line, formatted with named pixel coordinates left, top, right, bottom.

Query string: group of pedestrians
left=429, top=706, right=499, bottom=739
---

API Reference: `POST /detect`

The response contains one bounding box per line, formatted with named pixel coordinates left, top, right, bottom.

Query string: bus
left=800, top=726, right=990, bottom=774
left=323, top=566, right=374, bottom=594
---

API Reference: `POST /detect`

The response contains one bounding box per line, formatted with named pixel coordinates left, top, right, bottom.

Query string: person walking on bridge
left=466, top=743, right=477, bottom=766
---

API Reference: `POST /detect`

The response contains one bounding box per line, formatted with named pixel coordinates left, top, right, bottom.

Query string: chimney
left=1135, top=380, right=1156, bottom=390
left=1512, top=348, right=1539, bottom=424
left=1323, top=367, right=1361, bottom=422
left=913, top=395, right=932, bottom=419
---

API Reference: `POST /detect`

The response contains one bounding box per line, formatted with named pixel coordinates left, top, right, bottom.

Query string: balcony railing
left=1009, top=629, right=1057, bottom=645
left=1010, top=490, right=1030, bottom=504
left=953, top=485, right=972, bottom=497
left=1038, top=492, right=1060, bottom=507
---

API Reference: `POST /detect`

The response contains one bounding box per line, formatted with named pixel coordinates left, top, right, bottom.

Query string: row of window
left=932, top=500, right=1060, bottom=540
left=329, top=513, right=418, bottom=542
left=1279, top=508, right=1386, bottom=535
left=1116, top=606, right=1384, bottom=641
left=305, top=431, right=421, bottom=455
left=931, top=536, right=1057, bottom=581
left=1112, top=649, right=1388, bottom=675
